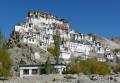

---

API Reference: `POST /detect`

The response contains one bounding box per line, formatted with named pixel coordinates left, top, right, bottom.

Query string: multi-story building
left=15, top=11, right=70, bottom=50
left=14, top=11, right=112, bottom=62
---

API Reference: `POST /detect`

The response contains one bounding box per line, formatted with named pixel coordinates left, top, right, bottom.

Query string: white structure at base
left=19, top=65, right=39, bottom=78
left=19, top=64, right=66, bottom=78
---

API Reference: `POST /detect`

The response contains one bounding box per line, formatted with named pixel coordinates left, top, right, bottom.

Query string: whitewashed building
left=14, top=11, right=94, bottom=58
left=59, top=41, right=92, bottom=62
left=105, top=53, right=115, bottom=61
left=15, top=11, right=70, bottom=50
left=19, top=64, right=66, bottom=78
left=14, top=11, right=113, bottom=64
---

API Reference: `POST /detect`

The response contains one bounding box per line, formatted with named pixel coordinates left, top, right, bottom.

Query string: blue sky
left=0, top=0, right=120, bottom=38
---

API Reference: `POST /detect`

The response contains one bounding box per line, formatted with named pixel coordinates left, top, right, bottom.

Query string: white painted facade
left=97, top=47, right=105, bottom=54
left=19, top=64, right=66, bottom=78
left=15, top=12, right=70, bottom=50
left=14, top=11, right=113, bottom=63
left=19, top=66, right=39, bottom=78
left=97, top=57, right=106, bottom=62
left=62, top=42, right=91, bottom=54
left=60, top=41, right=92, bottom=61
left=106, top=54, right=114, bottom=60
left=14, top=11, right=94, bottom=55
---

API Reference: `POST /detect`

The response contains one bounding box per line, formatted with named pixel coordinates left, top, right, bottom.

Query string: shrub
left=113, top=64, right=120, bottom=73
left=64, top=58, right=110, bottom=75
left=0, top=48, right=12, bottom=77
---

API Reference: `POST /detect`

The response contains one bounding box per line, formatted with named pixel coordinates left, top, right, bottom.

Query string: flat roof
left=19, top=63, right=66, bottom=67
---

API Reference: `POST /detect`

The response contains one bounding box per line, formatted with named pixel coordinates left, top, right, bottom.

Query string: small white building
left=96, top=55, right=106, bottom=62
left=19, top=65, right=39, bottom=78
left=59, top=41, right=92, bottom=63
left=60, top=50, right=71, bottom=60
left=97, top=57, right=106, bottom=62
left=19, top=64, right=66, bottom=78
left=97, top=47, right=105, bottom=54
left=62, top=42, right=91, bottom=55
left=106, top=54, right=115, bottom=61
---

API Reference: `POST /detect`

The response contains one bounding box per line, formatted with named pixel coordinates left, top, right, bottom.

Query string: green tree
left=53, top=30, right=61, bottom=64
left=0, top=29, right=12, bottom=78
left=0, top=30, right=5, bottom=48
left=91, top=61, right=110, bottom=75
left=116, top=56, right=120, bottom=63
left=47, top=47, right=55, bottom=55
left=114, top=48, right=120, bottom=53
left=65, top=58, right=110, bottom=75
left=87, top=58, right=110, bottom=75
left=45, top=57, right=53, bottom=74
left=113, top=64, right=120, bottom=73
left=0, top=49, right=12, bottom=77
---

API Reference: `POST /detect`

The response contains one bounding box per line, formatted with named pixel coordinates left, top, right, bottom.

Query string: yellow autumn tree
left=0, top=30, right=12, bottom=78
left=64, top=58, right=110, bottom=75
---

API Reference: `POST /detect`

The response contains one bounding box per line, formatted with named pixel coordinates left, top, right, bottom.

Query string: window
left=40, top=43, right=42, bottom=46
left=23, top=69, right=29, bottom=75
left=32, top=69, right=38, bottom=74
left=32, top=39, right=34, bottom=42
left=29, top=23, right=32, bottom=27
left=29, top=39, right=31, bottom=41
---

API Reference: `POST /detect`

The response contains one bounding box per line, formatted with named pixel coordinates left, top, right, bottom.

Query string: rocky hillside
left=8, top=31, right=55, bottom=63
left=7, top=30, right=120, bottom=76
left=7, top=31, right=55, bottom=76
left=8, top=44, right=55, bottom=76
left=92, top=33, right=120, bottom=49
left=111, top=37, right=120, bottom=45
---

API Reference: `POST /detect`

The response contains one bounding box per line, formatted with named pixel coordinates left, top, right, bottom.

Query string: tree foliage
left=116, top=56, right=120, bottom=63
left=114, top=48, right=120, bottom=53
left=0, top=49, right=12, bottom=77
left=47, top=47, right=55, bottom=56
left=113, top=64, right=120, bottom=73
left=0, top=30, right=12, bottom=77
left=64, top=58, right=110, bottom=75
left=0, top=30, right=3, bottom=45
left=0, top=29, right=6, bottom=48
left=45, top=57, right=53, bottom=74
left=53, top=30, right=61, bottom=64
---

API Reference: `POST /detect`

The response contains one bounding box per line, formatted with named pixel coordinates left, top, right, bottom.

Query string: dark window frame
left=23, top=69, right=29, bottom=75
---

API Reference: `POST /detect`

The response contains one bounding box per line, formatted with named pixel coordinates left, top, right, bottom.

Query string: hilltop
left=6, top=11, right=120, bottom=77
